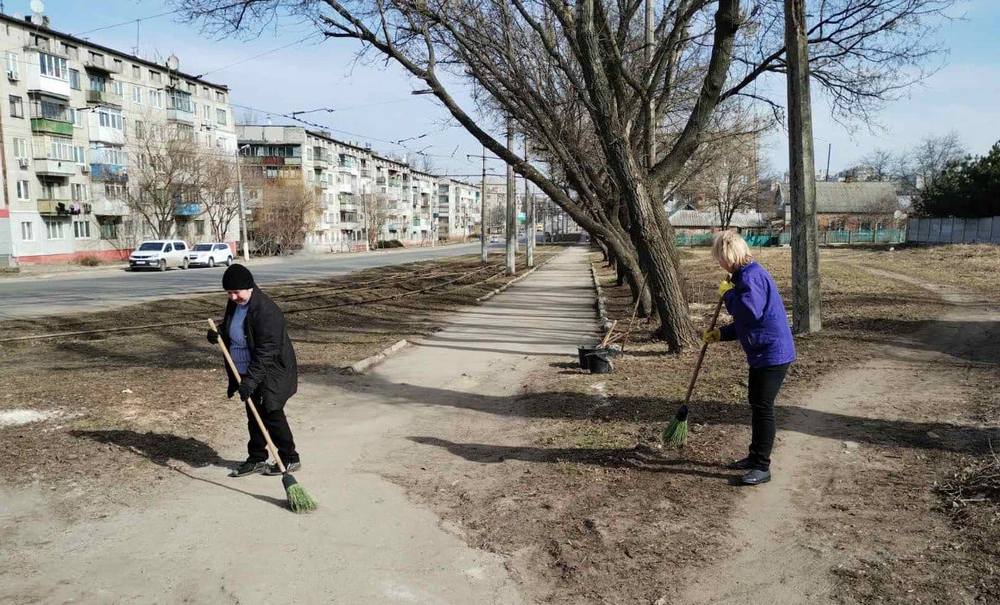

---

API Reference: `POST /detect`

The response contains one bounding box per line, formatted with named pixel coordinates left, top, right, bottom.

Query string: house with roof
left=774, top=182, right=903, bottom=230
left=668, top=206, right=773, bottom=233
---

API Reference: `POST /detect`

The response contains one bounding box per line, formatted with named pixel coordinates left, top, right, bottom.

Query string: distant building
left=774, top=181, right=902, bottom=230
left=668, top=208, right=772, bottom=234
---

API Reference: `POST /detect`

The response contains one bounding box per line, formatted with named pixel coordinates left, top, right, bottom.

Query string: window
left=16, top=180, right=29, bottom=200
left=89, top=74, right=107, bottom=92
left=45, top=219, right=64, bottom=240
left=88, top=51, right=105, bottom=68
left=48, top=140, right=74, bottom=161
left=149, top=70, right=161, bottom=83
left=132, top=85, right=142, bottom=104
left=203, top=104, right=210, bottom=120
left=216, top=108, right=227, bottom=125
left=71, top=183, right=87, bottom=201
left=215, top=91, right=225, bottom=102
left=20, top=221, right=33, bottom=240
left=98, top=108, right=123, bottom=130
left=62, top=43, right=78, bottom=60
left=132, top=64, right=141, bottom=79
left=113, top=81, right=124, bottom=96
left=9, top=95, right=22, bottom=118
left=30, top=34, right=50, bottom=51
left=113, top=59, right=123, bottom=72
left=73, top=219, right=91, bottom=239
left=13, top=138, right=27, bottom=159
left=39, top=53, right=68, bottom=79
left=5, top=52, right=18, bottom=79
left=33, top=98, right=68, bottom=121
left=148, top=90, right=162, bottom=108
left=73, top=146, right=85, bottom=164
left=72, top=108, right=83, bottom=127
left=195, top=220, right=205, bottom=236
left=68, top=69, right=80, bottom=90
left=104, top=183, right=125, bottom=199
left=134, top=120, right=144, bottom=138
left=99, top=217, right=120, bottom=240
left=201, top=86, right=209, bottom=98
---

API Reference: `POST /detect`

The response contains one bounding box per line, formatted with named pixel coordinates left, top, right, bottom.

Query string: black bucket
left=585, top=349, right=613, bottom=374
left=578, top=345, right=597, bottom=370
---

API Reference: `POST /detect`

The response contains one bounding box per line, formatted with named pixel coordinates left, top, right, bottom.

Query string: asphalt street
left=0, top=243, right=483, bottom=321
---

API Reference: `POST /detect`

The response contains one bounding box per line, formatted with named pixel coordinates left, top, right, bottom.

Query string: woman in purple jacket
left=703, top=231, right=796, bottom=486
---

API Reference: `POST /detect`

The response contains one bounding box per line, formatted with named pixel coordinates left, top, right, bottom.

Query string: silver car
left=128, top=240, right=190, bottom=271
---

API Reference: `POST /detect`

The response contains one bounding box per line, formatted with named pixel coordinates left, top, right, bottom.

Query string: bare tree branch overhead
left=173, top=0, right=955, bottom=351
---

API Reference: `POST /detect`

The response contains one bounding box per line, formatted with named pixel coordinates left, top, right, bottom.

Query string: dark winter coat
left=719, top=261, right=796, bottom=369
left=220, top=287, right=298, bottom=411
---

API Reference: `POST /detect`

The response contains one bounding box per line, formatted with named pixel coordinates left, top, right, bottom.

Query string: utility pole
left=524, top=135, right=534, bottom=267
left=235, top=144, right=250, bottom=262
left=825, top=142, right=832, bottom=182
left=505, top=121, right=516, bottom=275
left=784, top=0, right=821, bottom=333
left=467, top=148, right=492, bottom=264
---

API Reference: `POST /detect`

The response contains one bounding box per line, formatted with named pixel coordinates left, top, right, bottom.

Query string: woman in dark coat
left=207, top=264, right=301, bottom=478
left=702, top=231, right=795, bottom=485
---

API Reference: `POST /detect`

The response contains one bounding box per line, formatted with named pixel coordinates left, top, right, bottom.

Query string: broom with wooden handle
left=207, top=319, right=317, bottom=513
left=661, top=293, right=726, bottom=448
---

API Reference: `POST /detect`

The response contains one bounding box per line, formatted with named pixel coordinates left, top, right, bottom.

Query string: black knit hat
left=222, top=264, right=255, bottom=290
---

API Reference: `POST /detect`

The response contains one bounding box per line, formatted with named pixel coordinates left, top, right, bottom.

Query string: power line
left=193, top=35, right=318, bottom=79
left=72, top=9, right=182, bottom=37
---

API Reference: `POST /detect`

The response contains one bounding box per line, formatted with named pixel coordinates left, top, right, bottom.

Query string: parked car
left=128, top=240, right=190, bottom=271
left=187, top=243, right=234, bottom=268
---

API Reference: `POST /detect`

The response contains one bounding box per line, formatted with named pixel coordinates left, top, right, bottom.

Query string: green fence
left=676, top=229, right=907, bottom=248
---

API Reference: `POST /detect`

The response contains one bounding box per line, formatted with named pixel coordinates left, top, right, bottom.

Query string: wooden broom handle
left=207, top=319, right=286, bottom=473
left=683, top=295, right=726, bottom=405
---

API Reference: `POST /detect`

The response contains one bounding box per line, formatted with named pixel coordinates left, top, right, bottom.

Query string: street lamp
left=235, top=144, right=251, bottom=262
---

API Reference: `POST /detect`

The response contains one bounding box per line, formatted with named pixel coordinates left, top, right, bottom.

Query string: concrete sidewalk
left=0, top=247, right=598, bottom=604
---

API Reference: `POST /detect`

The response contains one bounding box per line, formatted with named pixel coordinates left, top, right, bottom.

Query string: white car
left=188, top=243, right=234, bottom=268
left=128, top=240, right=191, bottom=271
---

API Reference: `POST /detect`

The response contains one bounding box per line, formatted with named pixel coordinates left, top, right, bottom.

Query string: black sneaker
left=263, top=461, right=301, bottom=476
left=726, top=457, right=754, bottom=470
left=229, top=460, right=269, bottom=478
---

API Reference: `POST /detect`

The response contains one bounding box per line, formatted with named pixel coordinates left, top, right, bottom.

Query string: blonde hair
left=712, top=230, right=753, bottom=270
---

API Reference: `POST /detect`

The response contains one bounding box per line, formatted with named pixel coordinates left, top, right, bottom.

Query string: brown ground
left=387, top=245, right=999, bottom=604
left=0, top=250, right=556, bottom=520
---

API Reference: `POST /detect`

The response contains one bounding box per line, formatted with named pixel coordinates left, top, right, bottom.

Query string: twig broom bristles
left=662, top=295, right=725, bottom=448
left=208, top=319, right=318, bottom=513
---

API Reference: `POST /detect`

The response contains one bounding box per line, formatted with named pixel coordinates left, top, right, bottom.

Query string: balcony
left=312, top=154, right=330, bottom=167
left=31, top=117, right=73, bottom=136
left=175, top=202, right=202, bottom=216
left=84, top=57, right=120, bottom=74
left=92, top=198, right=128, bottom=215
left=86, top=89, right=123, bottom=106
left=90, top=163, right=128, bottom=182
left=37, top=198, right=72, bottom=215
left=32, top=158, right=77, bottom=177
left=165, top=108, right=194, bottom=124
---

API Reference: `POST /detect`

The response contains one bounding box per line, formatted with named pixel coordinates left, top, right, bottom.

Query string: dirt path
left=680, top=266, right=999, bottom=604
left=0, top=248, right=598, bottom=604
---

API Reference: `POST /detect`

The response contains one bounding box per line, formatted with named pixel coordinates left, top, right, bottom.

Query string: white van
left=128, top=240, right=190, bottom=271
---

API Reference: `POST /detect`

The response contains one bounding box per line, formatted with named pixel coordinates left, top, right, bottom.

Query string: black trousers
left=746, top=363, right=790, bottom=471
left=244, top=397, right=299, bottom=465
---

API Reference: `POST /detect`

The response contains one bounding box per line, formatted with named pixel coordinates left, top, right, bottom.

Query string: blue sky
left=27, top=0, right=1000, bottom=178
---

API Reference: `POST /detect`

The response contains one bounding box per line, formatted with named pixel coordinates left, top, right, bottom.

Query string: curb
left=343, top=339, right=409, bottom=375
left=590, top=262, right=615, bottom=334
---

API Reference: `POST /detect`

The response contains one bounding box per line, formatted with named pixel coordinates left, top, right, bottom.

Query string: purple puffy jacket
left=718, top=261, right=796, bottom=369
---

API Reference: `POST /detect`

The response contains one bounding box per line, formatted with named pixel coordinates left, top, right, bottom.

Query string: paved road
left=0, top=244, right=482, bottom=320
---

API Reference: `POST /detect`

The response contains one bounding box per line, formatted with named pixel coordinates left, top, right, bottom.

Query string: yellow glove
left=718, top=280, right=734, bottom=297
left=702, top=328, right=721, bottom=344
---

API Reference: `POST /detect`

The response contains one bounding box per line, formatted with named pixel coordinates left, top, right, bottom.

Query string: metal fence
left=906, top=217, right=1000, bottom=244
left=675, top=229, right=907, bottom=248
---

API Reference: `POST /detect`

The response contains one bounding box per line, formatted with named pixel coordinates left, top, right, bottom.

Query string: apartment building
left=436, top=178, right=480, bottom=241
left=0, top=10, right=237, bottom=267
left=238, top=124, right=447, bottom=250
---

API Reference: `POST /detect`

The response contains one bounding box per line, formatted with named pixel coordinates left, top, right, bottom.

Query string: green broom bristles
left=661, top=404, right=690, bottom=448
left=282, top=473, right=318, bottom=513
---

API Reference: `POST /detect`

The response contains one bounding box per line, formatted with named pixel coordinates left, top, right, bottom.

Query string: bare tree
left=361, top=192, right=391, bottom=248
left=125, top=119, right=205, bottom=239
left=175, top=0, right=956, bottom=350
left=910, top=131, right=965, bottom=187
left=684, top=132, right=765, bottom=229
left=251, top=179, right=321, bottom=255
left=858, top=148, right=898, bottom=181
left=201, top=154, right=242, bottom=242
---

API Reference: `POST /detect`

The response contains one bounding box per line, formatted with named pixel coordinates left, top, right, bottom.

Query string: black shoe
left=740, top=469, right=771, bottom=485
left=229, top=460, right=268, bottom=478
left=263, top=461, right=301, bottom=476
left=726, top=457, right=754, bottom=470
